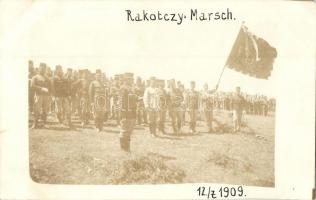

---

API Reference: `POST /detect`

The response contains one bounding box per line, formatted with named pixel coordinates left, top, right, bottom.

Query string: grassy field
left=29, top=110, right=274, bottom=187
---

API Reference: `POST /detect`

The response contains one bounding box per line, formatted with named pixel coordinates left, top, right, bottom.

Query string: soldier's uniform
left=52, top=65, right=72, bottom=127
left=135, top=77, right=146, bottom=125
left=185, top=81, right=199, bottom=133
left=169, top=81, right=184, bottom=134
left=143, top=77, right=159, bottom=136
left=28, top=60, right=35, bottom=113
left=200, top=86, right=215, bottom=133
left=232, top=87, right=245, bottom=132
left=178, top=84, right=186, bottom=132
left=72, top=70, right=90, bottom=126
left=254, top=95, right=260, bottom=115
left=89, top=71, right=108, bottom=132
left=156, top=79, right=168, bottom=134
left=65, top=68, right=78, bottom=115
left=119, top=73, right=137, bottom=152
left=103, top=80, right=111, bottom=122
left=31, top=63, right=51, bottom=128
left=110, top=77, right=121, bottom=125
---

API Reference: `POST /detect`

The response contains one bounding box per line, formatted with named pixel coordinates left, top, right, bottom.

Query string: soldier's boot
left=152, top=124, right=157, bottom=136
left=136, top=111, right=141, bottom=125
left=67, top=114, right=73, bottom=129
left=177, top=121, right=182, bottom=134
left=57, top=113, right=63, bottom=123
left=84, top=113, right=89, bottom=125
left=119, top=138, right=124, bottom=150
left=125, top=138, right=130, bottom=152
left=120, top=138, right=129, bottom=152
left=172, top=123, right=178, bottom=135
left=149, top=124, right=154, bottom=136
left=143, top=112, right=148, bottom=124
left=208, top=123, right=213, bottom=133
left=192, top=121, right=196, bottom=133
left=97, top=123, right=103, bottom=132
left=31, top=118, right=39, bottom=129
left=158, top=122, right=165, bottom=134
left=41, top=112, right=48, bottom=128
left=104, top=113, right=108, bottom=122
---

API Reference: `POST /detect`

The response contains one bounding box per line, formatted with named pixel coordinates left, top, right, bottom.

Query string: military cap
left=121, top=73, right=134, bottom=82
left=169, top=78, right=175, bottom=82
left=96, top=69, right=102, bottom=74
left=124, top=72, right=134, bottom=78
left=136, top=77, right=142, bottom=84
left=55, top=65, right=62, bottom=71
left=39, top=62, right=47, bottom=68
left=121, top=73, right=134, bottom=85
left=78, top=69, right=86, bottom=75
left=156, top=79, right=165, bottom=86
left=114, top=74, right=120, bottom=80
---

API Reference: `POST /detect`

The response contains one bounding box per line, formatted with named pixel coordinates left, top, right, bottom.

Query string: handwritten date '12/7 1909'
left=197, top=186, right=246, bottom=199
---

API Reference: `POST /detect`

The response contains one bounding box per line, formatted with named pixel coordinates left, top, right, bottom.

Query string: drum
left=94, top=95, right=106, bottom=112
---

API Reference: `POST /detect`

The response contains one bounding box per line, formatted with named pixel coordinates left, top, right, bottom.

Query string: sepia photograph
left=27, top=3, right=277, bottom=187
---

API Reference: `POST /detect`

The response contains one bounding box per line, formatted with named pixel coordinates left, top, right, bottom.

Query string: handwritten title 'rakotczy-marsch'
left=125, top=9, right=235, bottom=25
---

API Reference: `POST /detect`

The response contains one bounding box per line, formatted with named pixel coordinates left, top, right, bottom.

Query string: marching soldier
left=31, top=63, right=51, bottom=129
left=143, top=77, right=159, bottom=137
left=51, top=65, right=72, bottom=128
left=119, top=73, right=137, bottom=152
left=185, top=81, right=199, bottom=133
left=156, top=79, right=168, bottom=134
left=200, top=83, right=217, bottom=133
left=168, top=80, right=184, bottom=135
left=89, top=70, right=107, bottom=132
left=72, top=69, right=90, bottom=127
left=232, top=86, right=245, bottom=132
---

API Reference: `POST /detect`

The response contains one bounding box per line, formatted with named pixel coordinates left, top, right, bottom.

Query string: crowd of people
left=28, top=60, right=276, bottom=152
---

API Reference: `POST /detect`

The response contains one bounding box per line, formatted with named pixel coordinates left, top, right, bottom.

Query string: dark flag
left=225, top=25, right=277, bottom=79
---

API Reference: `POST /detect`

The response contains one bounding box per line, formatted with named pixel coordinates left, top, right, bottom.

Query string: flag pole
left=215, top=65, right=227, bottom=91
left=214, top=21, right=246, bottom=91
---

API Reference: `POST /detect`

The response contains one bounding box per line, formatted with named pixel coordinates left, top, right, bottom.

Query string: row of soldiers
left=212, top=92, right=275, bottom=116
left=28, top=61, right=275, bottom=151
left=29, top=61, right=137, bottom=151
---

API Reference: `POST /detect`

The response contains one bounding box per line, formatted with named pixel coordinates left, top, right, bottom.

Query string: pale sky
left=1, top=1, right=315, bottom=97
